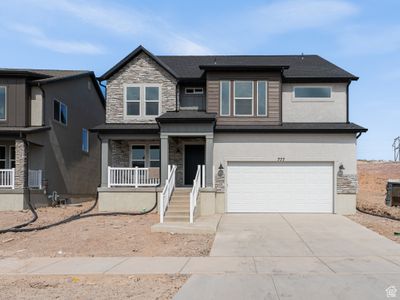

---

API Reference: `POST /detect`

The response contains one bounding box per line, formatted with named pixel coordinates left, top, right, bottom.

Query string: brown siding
left=206, top=71, right=281, bottom=125
left=0, top=78, right=28, bottom=127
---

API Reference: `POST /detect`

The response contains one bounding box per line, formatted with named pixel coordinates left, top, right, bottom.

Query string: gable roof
left=0, top=68, right=105, bottom=106
left=99, top=46, right=358, bottom=82
left=99, top=45, right=178, bottom=80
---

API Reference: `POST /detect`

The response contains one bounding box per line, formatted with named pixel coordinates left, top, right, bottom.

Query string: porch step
left=165, top=211, right=190, bottom=217
left=164, top=215, right=190, bottom=222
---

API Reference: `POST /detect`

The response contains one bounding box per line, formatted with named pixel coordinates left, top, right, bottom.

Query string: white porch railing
left=160, top=165, right=177, bottom=223
left=28, top=169, right=43, bottom=189
left=0, top=169, right=15, bottom=189
left=108, top=167, right=160, bottom=188
left=190, top=165, right=204, bottom=224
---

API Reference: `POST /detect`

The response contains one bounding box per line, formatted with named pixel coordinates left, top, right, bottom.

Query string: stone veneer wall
left=15, top=139, right=27, bottom=189
left=111, top=141, right=130, bottom=167
left=106, top=52, right=177, bottom=123
left=337, top=173, right=358, bottom=194
left=168, top=137, right=205, bottom=186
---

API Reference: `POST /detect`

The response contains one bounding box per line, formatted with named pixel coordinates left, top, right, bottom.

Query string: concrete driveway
left=175, top=214, right=400, bottom=300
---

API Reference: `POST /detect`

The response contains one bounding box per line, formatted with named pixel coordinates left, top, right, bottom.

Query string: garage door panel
left=227, top=162, right=333, bottom=213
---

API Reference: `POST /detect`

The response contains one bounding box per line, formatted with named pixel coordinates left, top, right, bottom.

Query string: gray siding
left=0, top=78, right=28, bottom=127
left=40, top=76, right=105, bottom=197
left=206, top=71, right=281, bottom=126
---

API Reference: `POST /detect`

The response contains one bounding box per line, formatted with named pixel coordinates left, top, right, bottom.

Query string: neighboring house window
left=0, top=87, right=6, bottom=121
left=185, top=87, right=204, bottom=94
left=9, top=146, right=15, bottom=169
left=257, top=81, right=268, bottom=116
left=131, top=145, right=145, bottom=168
left=294, top=87, right=331, bottom=98
left=0, top=146, right=5, bottom=169
left=220, top=81, right=230, bottom=116
left=54, top=100, right=68, bottom=125
left=82, top=128, right=89, bottom=153
left=126, top=86, right=140, bottom=116
left=125, top=85, right=161, bottom=117
left=234, top=81, right=253, bottom=116
left=145, top=86, right=160, bottom=116
left=149, top=145, right=160, bottom=167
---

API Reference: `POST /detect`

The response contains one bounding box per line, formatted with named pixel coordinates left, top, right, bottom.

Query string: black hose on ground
left=0, top=189, right=158, bottom=234
left=356, top=207, right=400, bottom=222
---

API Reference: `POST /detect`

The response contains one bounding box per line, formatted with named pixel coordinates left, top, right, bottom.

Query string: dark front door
left=184, top=144, right=205, bottom=185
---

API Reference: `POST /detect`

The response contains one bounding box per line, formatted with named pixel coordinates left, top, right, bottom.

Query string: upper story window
left=82, top=128, right=89, bottom=153
left=220, top=81, right=230, bottom=116
left=0, top=87, right=6, bottom=121
left=185, top=87, right=204, bottom=94
left=125, top=84, right=160, bottom=117
left=234, top=81, right=253, bottom=116
left=53, top=100, right=68, bottom=125
left=294, top=87, right=331, bottom=99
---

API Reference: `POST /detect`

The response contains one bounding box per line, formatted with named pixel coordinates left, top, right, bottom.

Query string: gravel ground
left=0, top=202, right=214, bottom=258
left=0, top=275, right=188, bottom=300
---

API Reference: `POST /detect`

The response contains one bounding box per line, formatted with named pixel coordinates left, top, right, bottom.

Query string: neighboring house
left=0, top=68, right=105, bottom=211
left=93, top=45, right=367, bottom=223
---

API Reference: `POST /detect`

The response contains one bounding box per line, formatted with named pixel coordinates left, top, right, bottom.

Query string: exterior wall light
left=217, top=163, right=224, bottom=177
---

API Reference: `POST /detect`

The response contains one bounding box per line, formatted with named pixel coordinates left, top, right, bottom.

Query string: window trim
left=53, top=99, right=68, bottom=126
left=293, top=86, right=333, bottom=102
left=257, top=81, right=268, bottom=116
left=219, top=81, right=231, bottom=116
left=9, top=145, right=15, bottom=169
left=82, top=128, right=89, bottom=153
left=233, top=80, right=254, bottom=116
left=124, top=84, right=162, bottom=118
left=149, top=144, right=160, bottom=168
left=0, top=86, right=7, bottom=121
left=185, top=87, right=204, bottom=95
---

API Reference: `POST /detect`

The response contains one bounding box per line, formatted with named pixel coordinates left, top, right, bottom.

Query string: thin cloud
left=250, top=0, right=358, bottom=35
left=10, top=23, right=105, bottom=55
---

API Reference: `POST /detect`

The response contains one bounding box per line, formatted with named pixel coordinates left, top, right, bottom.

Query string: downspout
left=356, top=132, right=363, bottom=139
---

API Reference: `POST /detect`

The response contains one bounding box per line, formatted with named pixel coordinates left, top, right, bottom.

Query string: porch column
left=101, top=138, right=109, bottom=187
left=205, top=135, right=214, bottom=187
left=160, top=135, right=169, bottom=185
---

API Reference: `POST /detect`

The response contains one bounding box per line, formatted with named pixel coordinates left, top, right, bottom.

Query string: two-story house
left=93, top=45, right=367, bottom=223
left=0, top=68, right=105, bottom=210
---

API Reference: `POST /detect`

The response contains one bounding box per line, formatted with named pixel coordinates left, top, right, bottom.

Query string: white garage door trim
left=226, top=162, right=334, bottom=213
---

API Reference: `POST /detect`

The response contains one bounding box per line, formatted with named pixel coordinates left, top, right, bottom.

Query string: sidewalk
left=1, top=255, right=400, bottom=275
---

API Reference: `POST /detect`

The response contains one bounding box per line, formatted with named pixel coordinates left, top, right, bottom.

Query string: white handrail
left=160, top=165, right=176, bottom=223
left=190, top=165, right=203, bottom=224
left=28, top=169, right=42, bottom=189
left=108, top=167, right=160, bottom=187
left=0, top=169, right=15, bottom=189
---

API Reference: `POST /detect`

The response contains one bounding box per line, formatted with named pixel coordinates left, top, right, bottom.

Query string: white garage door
left=227, top=162, right=333, bottom=213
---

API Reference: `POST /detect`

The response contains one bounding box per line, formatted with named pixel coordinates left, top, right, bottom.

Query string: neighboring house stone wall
left=106, top=52, right=177, bottom=123
left=111, top=140, right=130, bottom=167
left=169, top=137, right=204, bottom=186
left=337, top=173, right=358, bottom=194
left=15, top=139, right=27, bottom=189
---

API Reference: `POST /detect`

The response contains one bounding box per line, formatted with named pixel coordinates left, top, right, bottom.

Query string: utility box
left=386, top=179, right=400, bottom=207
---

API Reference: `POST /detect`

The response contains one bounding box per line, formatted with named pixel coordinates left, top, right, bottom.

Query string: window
left=131, top=145, right=145, bottom=168
left=149, top=145, right=160, bottom=167
left=54, top=100, right=68, bottom=125
left=9, top=146, right=15, bottom=169
left=257, top=81, right=268, bottom=116
left=82, top=128, right=89, bottom=153
left=145, top=86, right=160, bottom=116
left=234, top=81, right=253, bottom=116
left=294, top=87, right=331, bottom=98
left=220, top=81, right=230, bottom=116
left=126, top=86, right=140, bottom=116
left=185, top=87, right=204, bottom=94
left=125, top=85, right=161, bottom=117
left=0, top=146, right=5, bottom=169
left=0, top=87, right=6, bottom=120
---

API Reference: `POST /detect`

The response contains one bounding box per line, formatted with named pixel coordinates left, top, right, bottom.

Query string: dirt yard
left=0, top=275, right=188, bottom=300
left=0, top=202, right=214, bottom=258
left=348, top=160, right=400, bottom=243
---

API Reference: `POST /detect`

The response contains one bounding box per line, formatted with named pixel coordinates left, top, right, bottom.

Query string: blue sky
left=0, top=0, right=399, bottom=160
